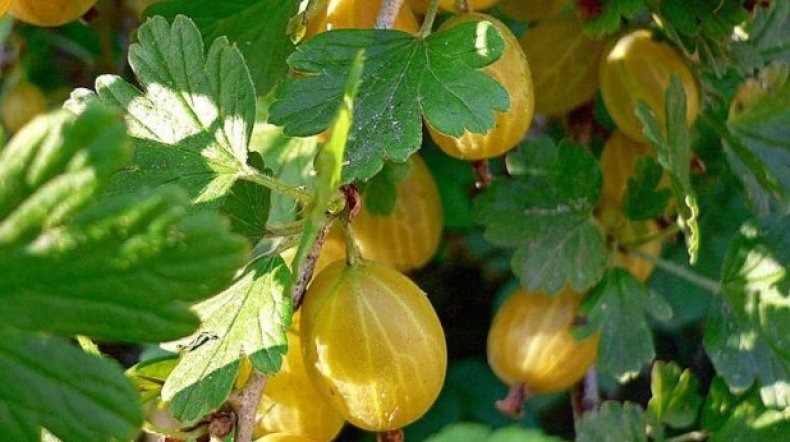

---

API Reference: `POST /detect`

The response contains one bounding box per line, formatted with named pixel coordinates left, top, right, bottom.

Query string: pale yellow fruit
left=1, top=81, right=47, bottom=133
left=10, top=0, right=97, bottom=27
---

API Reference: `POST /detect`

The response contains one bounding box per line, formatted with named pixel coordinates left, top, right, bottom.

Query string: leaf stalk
left=239, top=166, right=313, bottom=207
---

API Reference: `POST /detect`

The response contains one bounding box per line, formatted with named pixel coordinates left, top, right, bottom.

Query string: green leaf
left=724, top=62, right=790, bottom=214
left=623, top=156, right=672, bottom=221
left=733, top=1, right=790, bottom=73
left=702, top=377, right=790, bottom=441
left=474, top=139, right=607, bottom=294
left=636, top=75, right=700, bottom=264
left=145, top=0, right=299, bottom=95
left=0, top=105, right=128, bottom=245
left=648, top=361, right=703, bottom=429
left=0, top=328, right=142, bottom=442
left=270, top=22, right=509, bottom=182
left=703, top=215, right=790, bottom=409
left=0, top=187, right=248, bottom=342
left=126, top=354, right=179, bottom=404
left=575, top=401, right=649, bottom=442
left=582, top=0, right=647, bottom=36
left=425, top=422, right=562, bottom=442
left=70, top=15, right=256, bottom=208
left=577, top=268, right=656, bottom=382
left=359, top=160, right=412, bottom=216
left=162, top=258, right=292, bottom=424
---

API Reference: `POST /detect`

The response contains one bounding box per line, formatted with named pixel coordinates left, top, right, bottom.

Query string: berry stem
left=495, top=382, right=529, bottom=418
left=419, top=0, right=442, bottom=38
left=472, top=160, right=493, bottom=189
left=341, top=184, right=365, bottom=267
left=376, top=0, right=407, bottom=29
left=377, top=429, right=405, bottom=442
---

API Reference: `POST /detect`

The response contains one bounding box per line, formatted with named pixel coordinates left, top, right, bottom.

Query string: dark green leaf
left=733, top=1, right=790, bottom=73
left=220, top=166, right=271, bottom=244
left=575, top=401, right=649, bottom=442
left=577, top=268, right=655, bottom=382
left=0, top=328, right=142, bottom=442
left=702, top=378, right=790, bottom=441
left=360, top=160, right=412, bottom=215
left=422, top=146, right=475, bottom=231
left=648, top=361, right=703, bottom=429
left=425, top=422, right=563, bottom=442
left=704, top=215, right=790, bottom=409
left=145, top=0, right=299, bottom=95
left=623, top=156, right=672, bottom=221
left=270, top=22, right=508, bottom=182
left=475, top=139, right=607, bottom=294
left=636, top=75, right=700, bottom=263
left=68, top=15, right=256, bottom=208
left=724, top=62, right=790, bottom=214
left=661, top=0, right=747, bottom=40
left=162, top=258, right=291, bottom=424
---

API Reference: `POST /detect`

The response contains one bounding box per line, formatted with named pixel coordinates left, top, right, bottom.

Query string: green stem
left=631, top=248, right=720, bottom=294
left=419, top=0, right=442, bottom=38
left=239, top=166, right=312, bottom=207
left=667, top=431, right=708, bottom=442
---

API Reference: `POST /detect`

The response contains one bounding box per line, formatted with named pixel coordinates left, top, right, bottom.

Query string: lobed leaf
left=648, top=361, right=703, bottom=429
left=145, top=0, right=300, bottom=95
left=162, top=258, right=291, bottom=424
left=270, top=22, right=508, bottom=182
left=623, top=156, right=672, bottom=221
left=703, top=215, right=790, bottom=409
left=577, top=268, right=656, bottom=382
left=69, top=15, right=256, bottom=209
left=0, top=329, right=142, bottom=442
left=425, top=422, right=562, bottom=442
left=702, top=377, right=790, bottom=441
left=474, top=139, right=607, bottom=294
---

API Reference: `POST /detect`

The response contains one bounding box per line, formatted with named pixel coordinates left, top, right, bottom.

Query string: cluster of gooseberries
left=250, top=1, right=703, bottom=440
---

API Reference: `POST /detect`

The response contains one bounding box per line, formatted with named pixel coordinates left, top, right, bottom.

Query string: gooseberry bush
left=0, top=0, right=787, bottom=441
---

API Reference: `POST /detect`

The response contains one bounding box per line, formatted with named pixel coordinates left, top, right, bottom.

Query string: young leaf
left=145, top=0, right=299, bottom=95
left=162, top=257, right=291, bottom=424
left=270, top=22, right=509, bottom=182
left=723, top=62, right=790, bottom=214
left=0, top=329, right=142, bottom=442
left=636, top=75, right=701, bottom=264
left=703, top=215, right=790, bottom=409
left=125, top=354, right=179, bottom=404
left=648, top=361, right=703, bottom=429
left=474, top=139, right=607, bottom=294
left=575, top=401, right=649, bottom=442
left=623, top=156, right=672, bottom=221
left=577, top=268, right=656, bottom=382
left=702, top=377, right=790, bottom=440
left=70, top=15, right=256, bottom=208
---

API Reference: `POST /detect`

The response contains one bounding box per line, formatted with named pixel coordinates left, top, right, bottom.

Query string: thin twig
left=495, top=382, right=529, bottom=418
left=376, top=0, right=407, bottom=29
left=227, top=371, right=267, bottom=442
left=631, top=248, right=721, bottom=294
left=292, top=223, right=331, bottom=309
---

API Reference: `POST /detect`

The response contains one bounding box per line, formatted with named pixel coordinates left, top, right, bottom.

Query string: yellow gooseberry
left=9, top=0, right=97, bottom=27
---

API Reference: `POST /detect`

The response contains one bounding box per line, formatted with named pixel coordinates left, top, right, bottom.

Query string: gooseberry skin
left=0, top=0, right=10, bottom=16
left=1, top=81, right=48, bottom=133
left=9, top=0, right=97, bottom=27
left=518, top=13, right=607, bottom=116
left=352, top=155, right=443, bottom=271
left=300, top=260, right=447, bottom=431
left=255, top=433, right=319, bottom=442
left=439, top=0, right=501, bottom=11
left=598, top=130, right=661, bottom=210
left=487, top=287, right=599, bottom=394
left=426, top=13, right=534, bottom=160
left=255, top=315, right=345, bottom=442
left=306, top=0, right=420, bottom=38
left=599, top=30, right=700, bottom=143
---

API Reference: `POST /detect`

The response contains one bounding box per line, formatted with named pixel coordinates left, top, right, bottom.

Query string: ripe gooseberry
left=518, top=12, right=607, bottom=116
left=439, top=0, right=501, bottom=11
left=487, top=287, right=599, bottom=394
left=599, top=30, right=700, bottom=143
left=0, top=0, right=10, bottom=16
left=300, top=260, right=447, bottom=431
left=255, top=433, right=318, bottom=442
left=255, top=314, right=345, bottom=442
left=352, top=154, right=443, bottom=271
left=1, top=80, right=48, bottom=133
left=426, top=13, right=534, bottom=160
left=9, top=0, right=97, bottom=27
left=305, top=0, right=420, bottom=38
